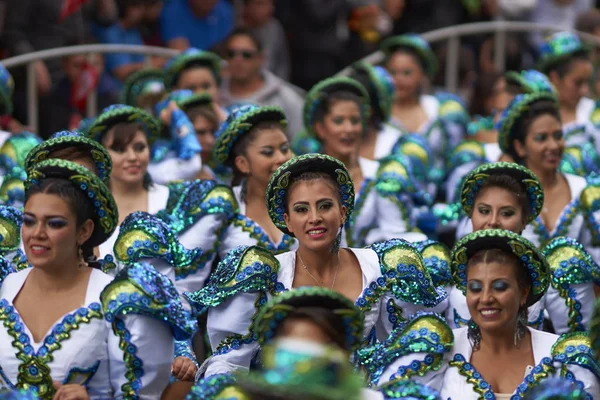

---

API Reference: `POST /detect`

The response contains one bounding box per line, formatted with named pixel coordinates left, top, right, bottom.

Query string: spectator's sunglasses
left=226, top=49, right=258, bottom=60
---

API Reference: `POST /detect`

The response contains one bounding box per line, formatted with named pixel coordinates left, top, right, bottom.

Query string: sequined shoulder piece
left=551, top=331, right=600, bottom=379
left=413, top=240, right=452, bottom=287
left=543, top=237, right=600, bottom=286
left=158, top=179, right=238, bottom=234
left=187, top=374, right=248, bottom=400
left=581, top=175, right=600, bottom=246
left=0, top=205, right=22, bottom=255
left=150, top=139, right=171, bottom=163
left=0, top=256, right=15, bottom=286
left=375, top=155, right=430, bottom=206
left=114, top=211, right=208, bottom=280
left=364, top=240, right=447, bottom=308
left=447, top=140, right=486, bottom=172
left=378, top=379, right=442, bottom=400
left=357, top=312, right=453, bottom=385
left=434, top=92, right=469, bottom=126
left=184, top=245, right=284, bottom=311
left=101, top=261, right=196, bottom=341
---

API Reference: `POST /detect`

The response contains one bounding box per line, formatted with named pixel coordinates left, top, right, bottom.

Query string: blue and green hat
left=266, top=154, right=355, bottom=236
left=460, top=162, right=544, bottom=224
left=451, top=229, right=550, bottom=306
left=164, top=48, right=222, bottom=89
left=380, top=34, right=438, bottom=79
left=505, top=69, right=556, bottom=95
left=86, top=104, right=162, bottom=147
left=0, top=131, right=42, bottom=174
left=303, top=77, right=371, bottom=138
left=497, top=92, right=558, bottom=155
left=0, top=63, right=14, bottom=115
left=537, top=31, right=591, bottom=74
left=120, top=68, right=166, bottom=108
left=350, top=61, right=395, bottom=122
left=254, top=287, right=364, bottom=352
left=25, top=130, right=112, bottom=182
left=170, top=89, right=213, bottom=112
left=213, top=104, right=287, bottom=166
left=25, top=159, right=118, bottom=247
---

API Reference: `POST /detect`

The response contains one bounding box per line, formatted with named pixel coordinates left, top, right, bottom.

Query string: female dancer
left=369, top=230, right=600, bottom=398
left=303, top=76, right=426, bottom=246
left=121, top=68, right=166, bottom=114
left=450, top=162, right=598, bottom=334
left=164, top=48, right=222, bottom=101
left=0, top=159, right=185, bottom=398
left=186, top=154, right=446, bottom=377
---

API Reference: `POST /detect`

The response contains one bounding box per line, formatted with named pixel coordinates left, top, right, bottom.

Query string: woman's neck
left=297, top=245, right=340, bottom=280
left=559, top=103, right=578, bottom=123
left=479, top=326, right=530, bottom=355
left=244, top=178, right=267, bottom=205
left=110, top=178, right=146, bottom=197
left=30, top=263, right=88, bottom=294
left=394, top=95, right=420, bottom=108
left=325, top=148, right=360, bottom=170
left=527, top=164, right=559, bottom=189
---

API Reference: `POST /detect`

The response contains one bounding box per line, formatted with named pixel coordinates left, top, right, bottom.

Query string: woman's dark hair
left=469, top=71, right=504, bottom=116
left=230, top=121, right=286, bottom=186
left=545, top=51, right=591, bottom=78
left=312, top=91, right=364, bottom=141
left=467, top=248, right=532, bottom=295
left=102, top=122, right=153, bottom=189
left=275, top=306, right=348, bottom=351
left=477, top=174, right=531, bottom=225
left=185, top=104, right=219, bottom=129
left=47, top=147, right=98, bottom=175
left=25, top=178, right=100, bottom=269
left=284, top=172, right=341, bottom=213
left=385, top=45, right=427, bottom=73
left=505, top=99, right=561, bottom=164
left=349, top=68, right=384, bottom=131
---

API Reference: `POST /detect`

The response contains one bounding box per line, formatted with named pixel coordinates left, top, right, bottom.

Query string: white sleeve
left=148, top=153, right=202, bottom=184
left=544, top=283, right=595, bottom=334
left=107, top=315, right=174, bottom=399
left=202, top=292, right=261, bottom=377
left=367, top=194, right=426, bottom=244
left=565, top=365, right=600, bottom=398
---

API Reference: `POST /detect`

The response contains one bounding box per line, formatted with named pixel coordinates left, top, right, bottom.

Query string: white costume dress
left=0, top=265, right=192, bottom=399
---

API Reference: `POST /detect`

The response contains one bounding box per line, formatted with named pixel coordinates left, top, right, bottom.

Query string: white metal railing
left=2, top=44, right=179, bottom=132
left=4, top=21, right=600, bottom=132
left=339, top=21, right=600, bottom=92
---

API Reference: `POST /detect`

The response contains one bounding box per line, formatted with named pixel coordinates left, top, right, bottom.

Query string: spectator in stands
left=242, top=0, right=290, bottom=80
left=47, top=48, right=119, bottom=135
left=576, top=9, right=600, bottom=97
left=3, top=0, right=117, bottom=137
left=160, top=0, right=234, bottom=51
left=93, top=0, right=148, bottom=82
left=220, top=28, right=304, bottom=139
left=140, top=0, right=164, bottom=47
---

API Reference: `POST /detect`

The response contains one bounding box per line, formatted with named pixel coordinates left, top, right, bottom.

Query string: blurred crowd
left=1, top=0, right=600, bottom=138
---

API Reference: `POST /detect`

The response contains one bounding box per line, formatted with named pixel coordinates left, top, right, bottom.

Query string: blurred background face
left=244, top=0, right=274, bottom=25
left=145, top=0, right=164, bottom=22
left=386, top=52, right=424, bottom=101
left=552, top=59, right=593, bottom=109
left=177, top=67, right=219, bottom=99
left=124, top=3, right=146, bottom=25
left=226, top=35, right=263, bottom=82
left=63, top=54, right=105, bottom=83
left=188, top=0, right=219, bottom=16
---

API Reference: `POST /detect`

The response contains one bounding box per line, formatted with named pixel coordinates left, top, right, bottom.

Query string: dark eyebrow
left=23, top=213, right=66, bottom=219
left=293, top=201, right=309, bottom=206
left=316, top=198, right=334, bottom=204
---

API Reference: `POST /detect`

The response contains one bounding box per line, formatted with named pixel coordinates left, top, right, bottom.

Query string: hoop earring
left=78, top=245, right=88, bottom=269
left=467, top=319, right=481, bottom=351
left=514, top=304, right=527, bottom=348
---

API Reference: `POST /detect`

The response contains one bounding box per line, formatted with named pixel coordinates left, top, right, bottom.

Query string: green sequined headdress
left=504, top=69, right=556, bottom=95
left=25, top=159, right=118, bottom=247
left=0, top=131, right=42, bottom=173
left=120, top=68, right=166, bottom=108
left=172, top=90, right=213, bottom=112
left=25, top=130, right=112, bottom=182
left=266, top=154, right=355, bottom=236
left=164, top=48, right=222, bottom=89
left=238, top=339, right=363, bottom=400
left=537, top=31, right=591, bottom=74
left=380, top=34, right=439, bottom=79
left=212, top=104, right=287, bottom=166
left=350, top=61, right=394, bottom=123
left=254, top=287, right=364, bottom=352
left=451, top=229, right=550, bottom=306
left=86, top=104, right=162, bottom=147
left=303, top=76, right=371, bottom=138
left=460, top=162, right=544, bottom=223
left=497, top=92, right=559, bottom=155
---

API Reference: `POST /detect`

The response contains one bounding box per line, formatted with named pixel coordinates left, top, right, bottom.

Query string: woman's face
left=23, top=193, right=92, bottom=271
left=486, top=77, right=512, bottom=117
left=385, top=52, right=424, bottom=101
left=471, top=186, right=526, bottom=233
left=552, top=59, right=593, bottom=109
left=192, top=115, right=216, bottom=163
left=104, top=130, right=150, bottom=187
left=234, top=128, right=291, bottom=188
left=514, top=114, right=564, bottom=173
left=315, top=100, right=362, bottom=160
left=466, top=259, right=529, bottom=335
left=177, top=67, right=220, bottom=101
left=284, top=179, right=346, bottom=253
